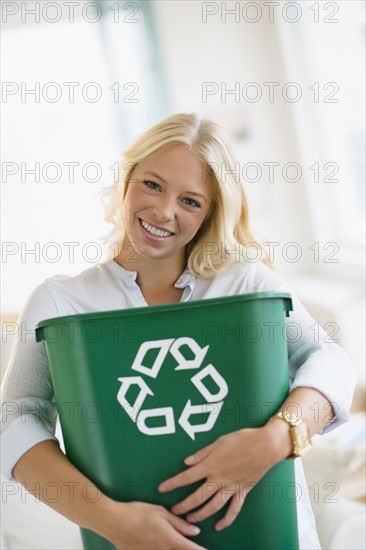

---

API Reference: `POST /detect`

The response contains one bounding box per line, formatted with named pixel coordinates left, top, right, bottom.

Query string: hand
left=104, top=501, right=207, bottom=550
left=158, top=426, right=283, bottom=531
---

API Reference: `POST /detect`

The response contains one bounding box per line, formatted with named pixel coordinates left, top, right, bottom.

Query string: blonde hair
left=102, top=113, right=272, bottom=277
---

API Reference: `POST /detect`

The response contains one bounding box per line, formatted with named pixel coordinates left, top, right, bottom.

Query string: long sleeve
left=250, top=262, right=357, bottom=433
left=1, top=284, right=61, bottom=480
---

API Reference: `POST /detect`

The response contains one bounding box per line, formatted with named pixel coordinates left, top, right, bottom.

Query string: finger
left=172, top=535, right=207, bottom=550
left=186, top=486, right=236, bottom=523
left=171, top=481, right=218, bottom=515
left=159, top=465, right=205, bottom=493
left=166, top=515, right=208, bottom=550
left=173, top=539, right=207, bottom=550
left=184, top=442, right=215, bottom=466
left=167, top=513, right=201, bottom=537
left=215, top=491, right=245, bottom=531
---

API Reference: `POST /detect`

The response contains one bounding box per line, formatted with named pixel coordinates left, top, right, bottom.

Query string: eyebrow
left=144, top=172, right=209, bottom=201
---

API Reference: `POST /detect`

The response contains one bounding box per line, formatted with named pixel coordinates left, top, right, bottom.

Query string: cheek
left=184, top=215, right=207, bottom=237
left=123, top=187, right=144, bottom=214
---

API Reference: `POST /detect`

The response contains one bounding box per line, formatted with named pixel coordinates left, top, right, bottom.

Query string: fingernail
left=188, top=525, right=200, bottom=535
left=185, top=455, right=195, bottom=465
left=159, top=484, right=168, bottom=492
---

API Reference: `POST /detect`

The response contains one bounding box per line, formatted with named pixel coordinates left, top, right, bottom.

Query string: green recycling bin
left=36, top=291, right=298, bottom=550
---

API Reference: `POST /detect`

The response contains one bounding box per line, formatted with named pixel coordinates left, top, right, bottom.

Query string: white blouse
left=0, top=259, right=357, bottom=549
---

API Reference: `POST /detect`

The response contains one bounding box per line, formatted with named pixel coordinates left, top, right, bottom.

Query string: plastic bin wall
left=36, top=292, right=298, bottom=550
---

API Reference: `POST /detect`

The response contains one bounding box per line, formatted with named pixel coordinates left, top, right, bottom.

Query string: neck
left=115, top=241, right=186, bottom=296
left=136, top=259, right=184, bottom=292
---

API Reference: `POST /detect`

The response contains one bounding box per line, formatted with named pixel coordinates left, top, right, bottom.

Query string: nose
left=152, top=195, right=175, bottom=222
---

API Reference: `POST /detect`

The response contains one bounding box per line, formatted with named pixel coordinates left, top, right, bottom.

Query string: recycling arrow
left=116, top=376, right=153, bottom=422
left=131, top=338, right=174, bottom=378
left=178, top=399, right=224, bottom=440
left=191, top=364, right=229, bottom=402
left=137, top=406, right=175, bottom=436
left=171, top=337, right=209, bottom=370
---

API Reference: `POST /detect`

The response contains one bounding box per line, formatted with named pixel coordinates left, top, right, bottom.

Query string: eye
left=183, top=197, right=200, bottom=208
left=143, top=180, right=161, bottom=191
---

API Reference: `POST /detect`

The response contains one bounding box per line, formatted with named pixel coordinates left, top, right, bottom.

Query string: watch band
left=274, top=410, right=312, bottom=459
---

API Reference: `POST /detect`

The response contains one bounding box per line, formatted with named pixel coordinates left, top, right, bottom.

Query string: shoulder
left=248, top=261, right=291, bottom=293
left=220, top=260, right=290, bottom=290
left=193, top=260, right=291, bottom=298
left=22, top=262, right=119, bottom=321
left=42, top=261, right=114, bottom=295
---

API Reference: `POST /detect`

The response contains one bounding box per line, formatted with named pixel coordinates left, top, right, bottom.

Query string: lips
left=139, top=218, right=174, bottom=238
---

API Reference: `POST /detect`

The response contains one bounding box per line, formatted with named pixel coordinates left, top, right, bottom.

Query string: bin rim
left=35, top=291, right=292, bottom=342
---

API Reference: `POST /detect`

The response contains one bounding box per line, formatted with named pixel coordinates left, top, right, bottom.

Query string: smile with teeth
left=139, top=219, right=174, bottom=238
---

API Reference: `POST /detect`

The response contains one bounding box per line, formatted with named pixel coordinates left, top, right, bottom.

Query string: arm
left=264, top=385, right=336, bottom=458
left=158, top=386, right=334, bottom=531
left=13, top=440, right=205, bottom=550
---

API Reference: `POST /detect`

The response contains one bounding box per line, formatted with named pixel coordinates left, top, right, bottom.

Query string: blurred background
left=1, top=1, right=365, bottom=548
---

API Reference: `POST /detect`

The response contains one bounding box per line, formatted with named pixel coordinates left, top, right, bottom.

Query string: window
left=1, top=0, right=168, bottom=313
left=276, top=1, right=365, bottom=256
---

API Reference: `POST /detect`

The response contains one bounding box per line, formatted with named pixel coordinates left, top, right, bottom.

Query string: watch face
left=280, top=410, right=301, bottom=426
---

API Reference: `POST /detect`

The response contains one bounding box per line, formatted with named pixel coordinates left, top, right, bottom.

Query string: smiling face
left=120, top=145, right=213, bottom=271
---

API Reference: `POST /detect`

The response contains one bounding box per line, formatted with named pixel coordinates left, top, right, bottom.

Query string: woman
left=1, top=113, right=356, bottom=549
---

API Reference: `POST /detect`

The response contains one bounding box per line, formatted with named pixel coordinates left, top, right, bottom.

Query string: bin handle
left=284, top=297, right=293, bottom=317
left=35, top=326, right=44, bottom=343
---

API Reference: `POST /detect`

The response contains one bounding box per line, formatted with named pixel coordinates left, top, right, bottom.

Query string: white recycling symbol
left=116, top=337, right=228, bottom=440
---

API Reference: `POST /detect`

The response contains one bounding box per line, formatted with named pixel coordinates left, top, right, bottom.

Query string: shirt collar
left=173, top=266, right=196, bottom=291
left=108, top=260, right=195, bottom=291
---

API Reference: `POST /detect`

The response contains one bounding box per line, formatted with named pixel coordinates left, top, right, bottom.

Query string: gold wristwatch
left=274, top=410, right=312, bottom=459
